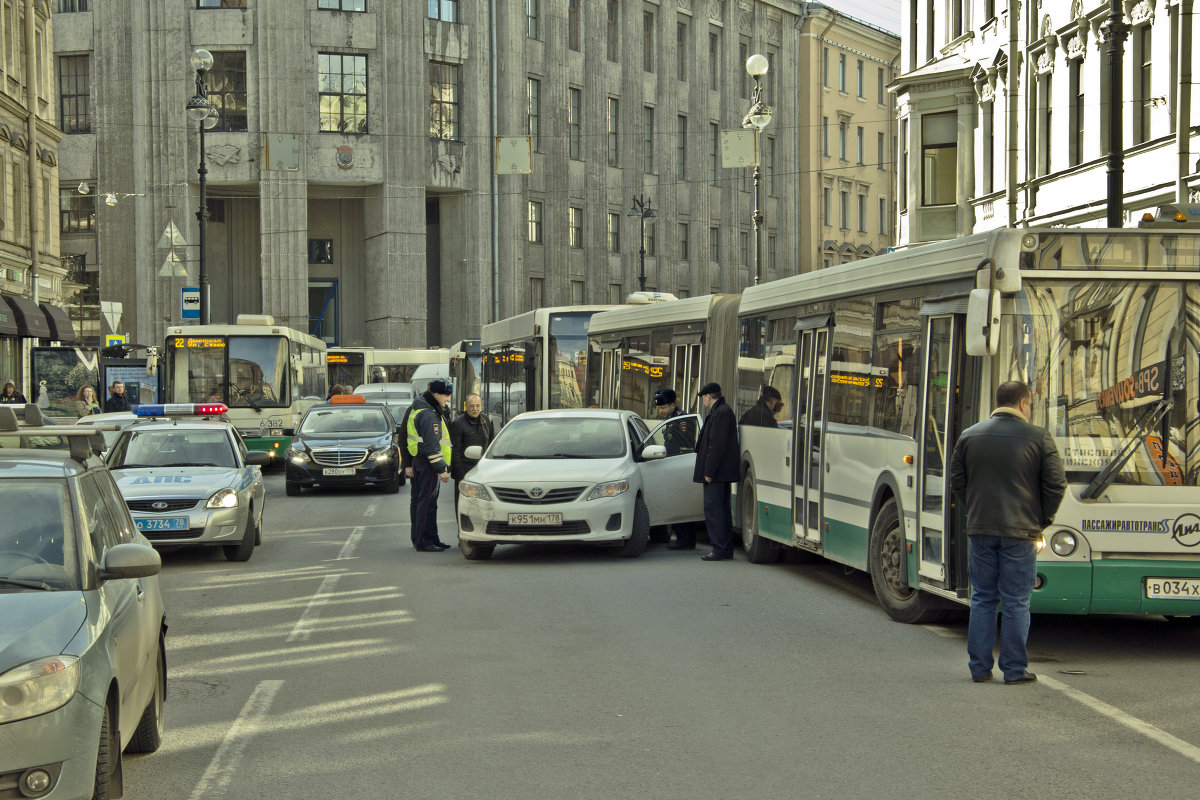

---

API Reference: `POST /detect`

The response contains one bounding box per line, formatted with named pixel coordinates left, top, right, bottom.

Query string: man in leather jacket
left=949, top=380, right=1066, bottom=685
left=449, top=393, right=493, bottom=512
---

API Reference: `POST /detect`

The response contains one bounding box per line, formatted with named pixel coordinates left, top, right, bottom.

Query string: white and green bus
left=326, top=347, right=450, bottom=389
left=735, top=227, right=1200, bottom=623
left=163, top=315, right=328, bottom=461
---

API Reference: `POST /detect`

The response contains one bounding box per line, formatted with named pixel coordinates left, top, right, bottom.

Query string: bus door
left=671, top=334, right=702, bottom=414
left=916, top=314, right=963, bottom=585
left=792, top=319, right=830, bottom=548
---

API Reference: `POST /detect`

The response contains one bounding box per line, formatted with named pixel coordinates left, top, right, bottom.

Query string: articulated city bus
left=733, top=227, right=1200, bottom=622
left=163, top=315, right=327, bottom=461
left=326, top=347, right=449, bottom=389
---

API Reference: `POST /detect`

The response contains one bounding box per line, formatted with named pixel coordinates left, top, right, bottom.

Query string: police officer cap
left=653, top=388, right=677, bottom=406
left=429, top=378, right=454, bottom=396
left=697, top=382, right=722, bottom=397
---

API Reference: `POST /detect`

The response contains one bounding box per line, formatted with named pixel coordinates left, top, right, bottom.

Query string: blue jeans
left=967, top=535, right=1038, bottom=681
left=702, top=482, right=734, bottom=556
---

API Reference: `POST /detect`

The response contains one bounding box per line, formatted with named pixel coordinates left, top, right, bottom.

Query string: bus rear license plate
left=508, top=513, right=562, bottom=526
left=135, top=517, right=188, bottom=532
left=1145, top=578, right=1200, bottom=599
left=322, top=468, right=355, bottom=476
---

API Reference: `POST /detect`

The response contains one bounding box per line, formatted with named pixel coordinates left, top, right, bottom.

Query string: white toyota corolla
left=456, top=408, right=703, bottom=559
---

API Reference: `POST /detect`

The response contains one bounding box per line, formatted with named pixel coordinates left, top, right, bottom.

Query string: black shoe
left=1004, top=672, right=1037, bottom=685
left=666, top=542, right=695, bottom=550
left=971, top=672, right=994, bottom=683
left=701, top=551, right=732, bottom=561
left=432, top=542, right=451, bottom=550
left=415, top=545, right=446, bottom=552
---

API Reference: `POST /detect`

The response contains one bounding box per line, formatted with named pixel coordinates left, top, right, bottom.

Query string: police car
left=105, top=404, right=269, bottom=562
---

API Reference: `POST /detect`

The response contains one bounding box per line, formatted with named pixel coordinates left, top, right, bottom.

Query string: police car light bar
left=134, top=403, right=229, bottom=417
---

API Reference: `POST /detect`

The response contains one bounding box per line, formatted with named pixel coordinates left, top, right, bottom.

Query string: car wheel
left=93, top=702, right=120, bottom=800
left=285, top=481, right=301, bottom=497
left=126, top=639, right=165, bottom=754
left=868, top=498, right=945, bottom=624
left=459, top=538, right=494, bottom=560
left=383, top=473, right=401, bottom=493
left=224, top=511, right=256, bottom=562
left=740, top=474, right=782, bottom=564
left=648, top=525, right=670, bottom=544
left=618, top=496, right=650, bottom=558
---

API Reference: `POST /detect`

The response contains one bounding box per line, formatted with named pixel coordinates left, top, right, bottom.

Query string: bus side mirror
left=965, top=289, right=1000, bottom=356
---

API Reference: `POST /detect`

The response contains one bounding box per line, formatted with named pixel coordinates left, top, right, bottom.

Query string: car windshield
left=108, top=429, right=237, bottom=468
left=300, top=407, right=390, bottom=435
left=489, top=416, right=625, bottom=459
left=0, top=481, right=78, bottom=590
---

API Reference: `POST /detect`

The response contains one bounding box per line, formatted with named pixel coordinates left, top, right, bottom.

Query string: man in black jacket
left=739, top=385, right=782, bottom=427
left=949, top=380, right=1066, bottom=685
left=104, top=380, right=132, bottom=412
left=449, top=393, right=493, bottom=512
left=693, top=382, right=739, bottom=561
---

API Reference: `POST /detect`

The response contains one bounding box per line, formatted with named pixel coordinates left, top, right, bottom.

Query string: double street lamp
left=626, top=195, right=656, bottom=293
left=742, top=54, right=773, bottom=286
left=185, top=48, right=217, bottom=324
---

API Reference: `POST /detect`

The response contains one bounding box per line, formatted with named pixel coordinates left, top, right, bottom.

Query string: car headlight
left=206, top=488, right=239, bottom=509
left=1049, top=530, right=1078, bottom=557
left=458, top=480, right=492, bottom=501
left=371, top=447, right=395, bottom=463
left=287, top=446, right=308, bottom=463
left=0, top=656, right=81, bottom=724
left=587, top=479, right=630, bottom=500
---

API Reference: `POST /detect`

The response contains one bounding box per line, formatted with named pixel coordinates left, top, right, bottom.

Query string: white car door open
left=637, top=414, right=705, bottom=527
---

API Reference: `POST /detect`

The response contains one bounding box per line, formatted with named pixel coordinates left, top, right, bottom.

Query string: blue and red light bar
left=134, top=403, right=229, bottom=418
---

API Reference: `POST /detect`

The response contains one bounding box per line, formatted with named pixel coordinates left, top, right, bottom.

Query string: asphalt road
left=122, top=472, right=1200, bottom=800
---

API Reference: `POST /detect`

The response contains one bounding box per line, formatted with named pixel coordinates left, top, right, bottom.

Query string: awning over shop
left=1, top=295, right=50, bottom=339
left=40, top=303, right=78, bottom=343
left=0, top=296, right=18, bottom=337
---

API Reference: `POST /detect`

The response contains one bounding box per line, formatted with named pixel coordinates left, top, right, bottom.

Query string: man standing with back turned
left=949, top=380, right=1066, bottom=685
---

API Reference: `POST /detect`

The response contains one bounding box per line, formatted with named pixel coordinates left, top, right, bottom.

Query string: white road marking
left=187, top=680, right=283, bottom=800
left=337, top=526, right=365, bottom=559
left=286, top=575, right=341, bottom=643
left=364, top=502, right=379, bottom=517
left=285, top=523, right=396, bottom=534
left=923, top=625, right=960, bottom=639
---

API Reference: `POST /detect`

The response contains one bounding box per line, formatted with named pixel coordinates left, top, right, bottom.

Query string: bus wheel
left=740, top=475, right=781, bottom=564
left=868, top=499, right=943, bottom=624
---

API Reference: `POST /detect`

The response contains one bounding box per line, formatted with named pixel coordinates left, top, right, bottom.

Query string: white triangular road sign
left=157, top=221, right=188, bottom=250
left=100, top=300, right=123, bottom=333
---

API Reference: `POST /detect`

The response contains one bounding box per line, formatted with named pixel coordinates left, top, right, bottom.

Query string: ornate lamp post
left=742, top=54, right=773, bottom=286
left=185, top=48, right=217, bottom=324
left=626, top=195, right=656, bottom=293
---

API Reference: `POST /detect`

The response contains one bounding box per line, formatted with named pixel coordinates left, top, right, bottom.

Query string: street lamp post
left=185, top=48, right=216, bottom=324
left=626, top=195, right=656, bottom=293
left=742, top=54, right=773, bottom=286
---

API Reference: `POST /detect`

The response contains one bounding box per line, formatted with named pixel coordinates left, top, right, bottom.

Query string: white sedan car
left=456, top=409, right=703, bottom=559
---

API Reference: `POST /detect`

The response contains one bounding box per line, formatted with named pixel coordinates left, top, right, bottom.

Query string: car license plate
left=135, top=517, right=188, bottom=532
left=508, top=512, right=562, bottom=526
left=1145, top=578, right=1200, bottom=599
left=323, top=467, right=356, bottom=476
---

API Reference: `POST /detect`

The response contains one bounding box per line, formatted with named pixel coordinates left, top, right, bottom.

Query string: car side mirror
left=464, top=445, right=483, bottom=460
left=244, top=450, right=271, bottom=466
left=100, top=542, right=161, bottom=581
left=641, top=444, right=666, bottom=461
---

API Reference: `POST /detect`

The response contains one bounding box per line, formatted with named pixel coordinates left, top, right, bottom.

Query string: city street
left=124, top=472, right=1200, bottom=800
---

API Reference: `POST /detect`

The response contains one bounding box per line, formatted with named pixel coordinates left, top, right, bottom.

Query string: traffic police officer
left=407, top=378, right=454, bottom=552
left=654, top=388, right=697, bottom=550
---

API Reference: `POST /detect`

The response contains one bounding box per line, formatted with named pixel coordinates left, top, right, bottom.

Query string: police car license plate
left=322, top=468, right=355, bottom=476
left=1145, top=578, right=1200, bottom=599
left=135, top=517, right=188, bottom=532
left=508, top=513, right=562, bottom=526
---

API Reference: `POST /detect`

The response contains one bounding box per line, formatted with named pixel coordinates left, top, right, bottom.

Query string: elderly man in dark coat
left=693, top=382, right=740, bottom=561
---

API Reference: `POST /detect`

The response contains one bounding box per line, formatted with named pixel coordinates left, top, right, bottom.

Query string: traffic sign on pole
left=105, top=334, right=126, bottom=348
left=181, top=287, right=200, bottom=320
left=100, top=301, right=123, bottom=332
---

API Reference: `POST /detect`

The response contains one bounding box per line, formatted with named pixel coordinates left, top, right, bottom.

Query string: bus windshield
left=168, top=335, right=289, bottom=408
left=547, top=313, right=590, bottom=409
left=999, top=279, right=1198, bottom=486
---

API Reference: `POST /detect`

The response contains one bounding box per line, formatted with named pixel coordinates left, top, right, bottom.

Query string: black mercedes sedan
left=284, top=397, right=403, bottom=495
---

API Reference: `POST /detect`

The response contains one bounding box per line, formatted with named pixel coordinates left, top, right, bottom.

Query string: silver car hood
left=114, top=467, right=237, bottom=499
left=469, top=457, right=629, bottom=486
left=0, top=592, right=86, bottom=669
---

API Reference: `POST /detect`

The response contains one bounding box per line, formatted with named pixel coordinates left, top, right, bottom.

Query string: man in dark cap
left=653, top=387, right=682, bottom=420
left=693, top=382, right=739, bottom=560
left=406, top=378, right=455, bottom=552
left=654, top=387, right=696, bottom=550
left=740, top=385, right=782, bottom=427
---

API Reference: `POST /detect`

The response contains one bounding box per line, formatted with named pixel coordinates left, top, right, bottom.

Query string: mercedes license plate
left=323, top=467, right=355, bottom=476
left=508, top=512, right=562, bottom=526
left=1145, top=578, right=1200, bottom=599
left=135, top=517, right=188, bottom=532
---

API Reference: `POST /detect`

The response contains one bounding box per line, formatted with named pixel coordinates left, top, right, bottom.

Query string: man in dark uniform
left=407, top=378, right=454, bottom=552
left=653, top=388, right=698, bottom=551
left=693, top=382, right=739, bottom=560
left=740, top=385, right=782, bottom=427
left=450, top=393, right=493, bottom=512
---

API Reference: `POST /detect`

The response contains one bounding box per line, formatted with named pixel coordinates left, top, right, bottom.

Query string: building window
left=319, top=0, right=365, bottom=10
left=643, top=11, right=654, bottom=72
left=739, top=42, right=749, bottom=99
left=527, top=0, right=539, bottom=39
left=840, top=189, right=850, bottom=230
left=60, top=188, right=94, bottom=233
left=608, top=212, right=621, bottom=252
left=528, top=201, right=543, bottom=243
left=822, top=117, right=829, bottom=156
left=607, top=0, right=619, bottom=62
left=858, top=194, right=867, bottom=232
left=318, top=53, right=367, bottom=133
left=527, top=78, right=541, bottom=151
left=56, top=0, right=88, bottom=10
left=983, top=100, right=995, bottom=192
left=900, top=119, right=908, bottom=212
left=823, top=187, right=832, bottom=227
left=709, top=226, right=720, bottom=262
left=608, top=283, right=624, bottom=304
left=822, top=47, right=829, bottom=88
left=879, top=196, right=888, bottom=235
left=856, top=126, right=864, bottom=164
left=857, top=60, right=864, bottom=97
left=644, top=106, right=655, bottom=174
left=709, top=122, right=719, bottom=186
left=645, top=220, right=656, bottom=256
left=838, top=53, right=846, bottom=92
left=569, top=207, right=583, bottom=248
left=568, top=0, right=581, bottom=51
left=1135, top=25, right=1152, bottom=144
left=767, top=234, right=776, bottom=272
left=569, top=87, right=582, bottom=160
left=57, top=55, right=90, bottom=134
left=676, top=20, right=687, bottom=82
left=677, top=115, right=687, bottom=179
left=429, top=61, right=459, bottom=140
left=709, top=31, right=719, bottom=90
left=1069, top=61, right=1084, bottom=167
left=197, top=0, right=246, bottom=7
left=766, top=136, right=775, bottom=196
left=838, top=119, right=848, bottom=160
left=428, top=0, right=456, bottom=22
left=878, top=67, right=886, bottom=104
left=921, top=112, right=956, bottom=205
left=679, top=222, right=689, bottom=260
left=1036, top=72, right=1052, bottom=176
left=308, top=239, right=334, bottom=264
left=607, top=97, right=620, bottom=166
left=529, top=278, right=544, bottom=311
left=571, top=280, right=584, bottom=304
left=740, top=231, right=749, bottom=266
left=205, top=52, right=248, bottom=132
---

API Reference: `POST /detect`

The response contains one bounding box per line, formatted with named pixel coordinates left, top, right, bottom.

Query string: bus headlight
left=587, top=479, right=629, bottom=500
left=1049, top=530, right=1078, bottom=557
left=206, top=488, right=239, bottom=509
left=459, top=480, right=492, bottom=501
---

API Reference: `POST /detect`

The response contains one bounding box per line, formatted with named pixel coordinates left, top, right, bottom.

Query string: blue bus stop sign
left=182, top=287, right=200, bottom=320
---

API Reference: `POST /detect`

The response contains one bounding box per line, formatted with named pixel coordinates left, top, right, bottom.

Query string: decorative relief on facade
left=767, top=18, right=782, bottom=44
left=437, top=153, right=460, bottom=174
left=1036, top=49, right=1054, bottom=73
left=979, top=81, right=995, bottom=102
left=336, top=146, right=354, bottom=169
left=1040, top=14, right=1055, bottom=37
left=1130, top=0, right=1154, bottom=24
left=1066, top=35, right=1085, bottom=59
left=678, top=0, right=690, bottom=9
left=207, top=144, right=241, bottom=166
left=738, top=1, right=752, bottom=28
left=709, top=0, right=724, bottom=22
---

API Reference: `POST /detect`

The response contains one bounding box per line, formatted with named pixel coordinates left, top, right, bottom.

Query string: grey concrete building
left=52, top=0, right=895, bottom=349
